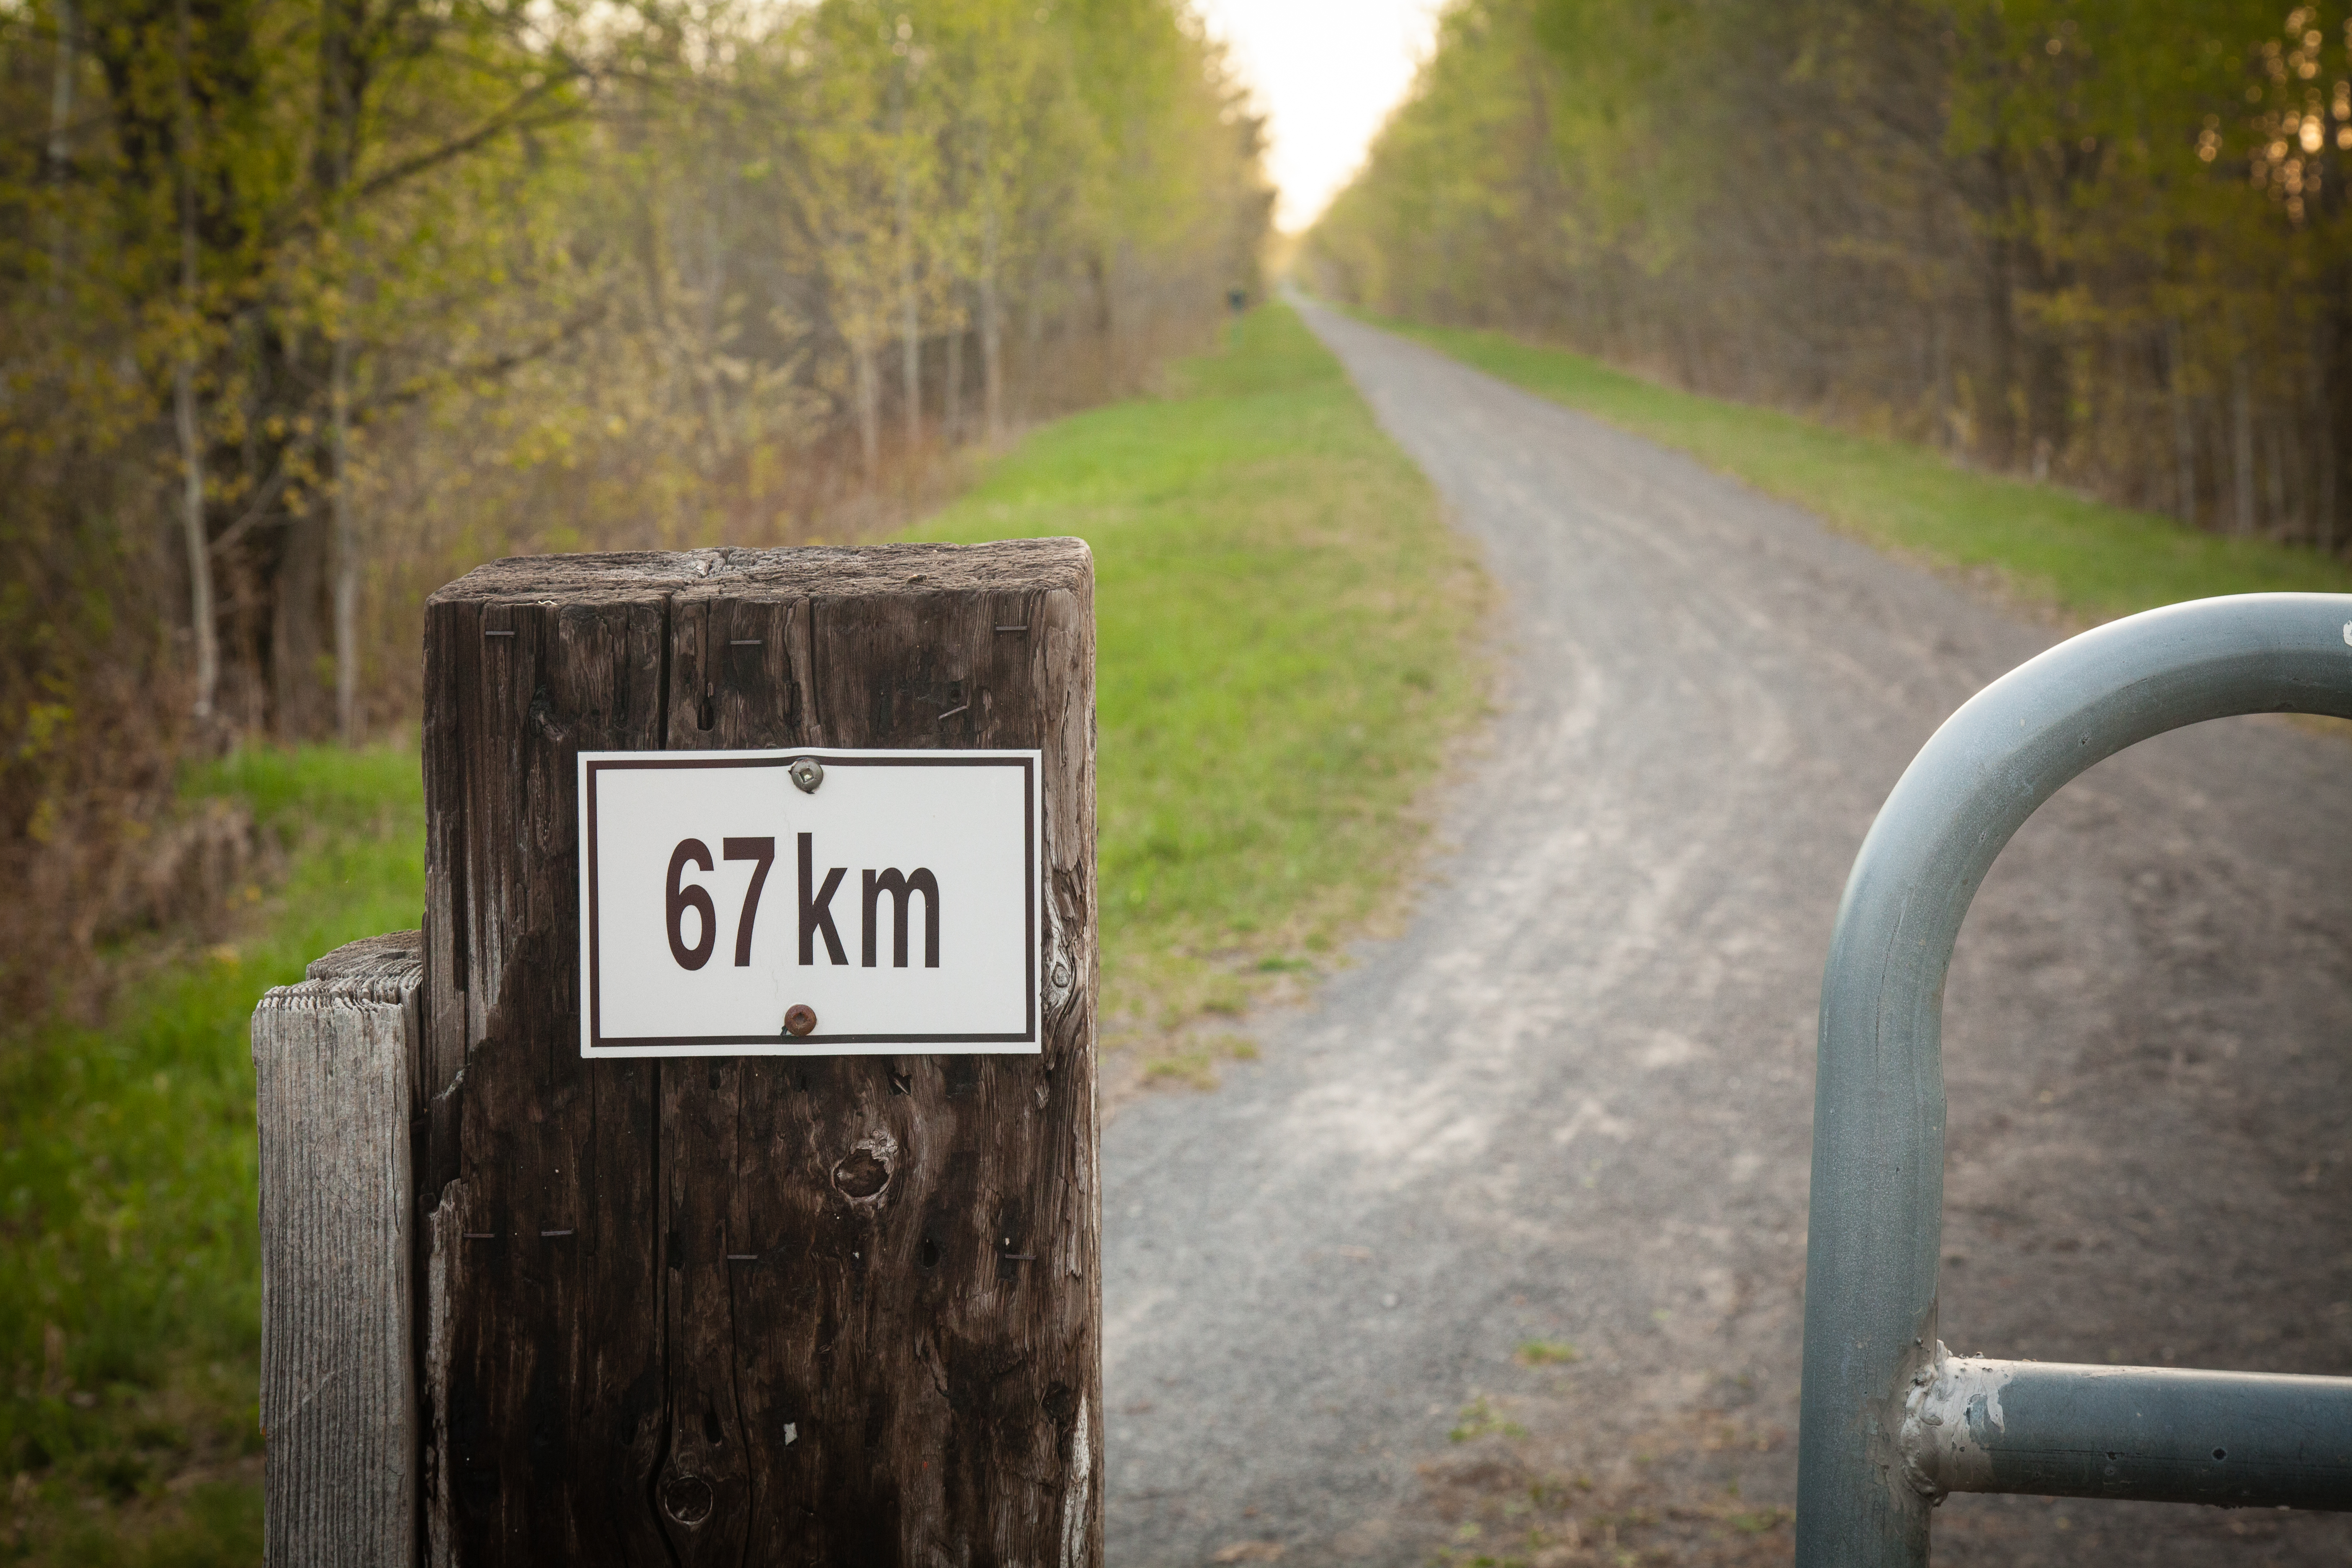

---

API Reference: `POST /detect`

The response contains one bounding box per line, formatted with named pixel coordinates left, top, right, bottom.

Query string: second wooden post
left=418, top=540, right=1099, bottom=1565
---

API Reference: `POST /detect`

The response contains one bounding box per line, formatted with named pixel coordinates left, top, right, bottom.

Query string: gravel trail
left=1100, top=302, right=2352, bottom=1566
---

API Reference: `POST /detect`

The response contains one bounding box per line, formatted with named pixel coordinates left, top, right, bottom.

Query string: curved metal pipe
left=1795, top=594, right=2352, bottom=1565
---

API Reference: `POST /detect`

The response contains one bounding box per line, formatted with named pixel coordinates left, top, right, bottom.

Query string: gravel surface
left=1098, top=301, right=2352, bottom=1566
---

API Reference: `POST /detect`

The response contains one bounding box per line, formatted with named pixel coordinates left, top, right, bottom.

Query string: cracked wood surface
left=421, top=539, right=1099, bottom=1565
left=254, top=934, right=425, bottom=1567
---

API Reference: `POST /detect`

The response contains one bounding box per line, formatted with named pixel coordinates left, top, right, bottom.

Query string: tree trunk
left=2232, top=348, right=2257, bottom=534
left=854, top=337, right=881, bottom=482
left=2316, top=346, right=2337, bottom=555
left=46, top=0, right=74, bottom=176
left=1927, top=305, right=1949, bottom=448
left=2266, top=410, right=2289, bottom=540
left=2022, top=317, right=2070, bottom=476
left=273, top=509, right=327, bottom=738
left=897, top=164, right=921, bottom=459
left=980, top=203, right=1004, bottom=443
left=1976, top=152, right=2022, bottom=469
left=46, top=0, right=74, bottom=294
left=315, top=0, right=364, bottom=741
left=174, top=360, right=216, bottom=722
left=1018, top=263, right=1045, bottom=426
left=944, top=301, right=962, bottom=445
left=332, top=335, right=360, bottom=743
left=2167, top=319, right=2197, bottom=525
left=173, top=0, right=217, bottom=722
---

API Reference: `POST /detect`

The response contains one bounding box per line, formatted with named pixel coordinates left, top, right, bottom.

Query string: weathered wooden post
left=258, top=539, right=1099, bottom=1566
left=253, top=931, right=426, bottom=1567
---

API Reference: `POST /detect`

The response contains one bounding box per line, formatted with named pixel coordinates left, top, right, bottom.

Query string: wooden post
left=253, top=930, right=426, bottom=1567
left=419, top=541, right=1100, bottom=1565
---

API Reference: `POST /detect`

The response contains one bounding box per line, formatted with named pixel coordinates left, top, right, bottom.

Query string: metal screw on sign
left=783, top=1004, right=818, bottom=1037
left=789, top=757, right=824, bottom=793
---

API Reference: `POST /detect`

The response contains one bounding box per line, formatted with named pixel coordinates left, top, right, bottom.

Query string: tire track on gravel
left=1100, top=302, right=2352, bottom=1566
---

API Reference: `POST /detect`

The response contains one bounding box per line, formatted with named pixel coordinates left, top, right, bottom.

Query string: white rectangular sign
left=578, top=748, right=1041, bottom=1056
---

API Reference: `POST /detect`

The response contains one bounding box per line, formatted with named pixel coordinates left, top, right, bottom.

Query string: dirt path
left=1098, top=302, right=2352, bottom=1566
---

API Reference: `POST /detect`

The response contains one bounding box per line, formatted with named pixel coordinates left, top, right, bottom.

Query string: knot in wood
left=832, top=1130, right=899, bottom=1204
left=660, top=1474, right=715, bottom=1525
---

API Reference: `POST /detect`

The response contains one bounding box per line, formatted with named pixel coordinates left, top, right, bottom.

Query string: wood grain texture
left=253, top=937, right=425, bottom=1568
left=423, top=539, right=1100, bottom=1566
left=423, top=575, right=670, bottom=1565
left=309, top=931, right=428, bottom=1114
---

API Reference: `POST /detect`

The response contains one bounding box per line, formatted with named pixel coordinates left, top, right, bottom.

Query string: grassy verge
left=0, top=302, right=1485, bottom=1559
left=912, top=302, right=1486, bottom=1069
left=1, top=747, right=424, bottom=1563
left=1368, top=314, right=2352, bottom=620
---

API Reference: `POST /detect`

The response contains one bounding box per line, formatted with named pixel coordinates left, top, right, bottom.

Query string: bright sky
left=1191, top=0, right=1447, bottom=232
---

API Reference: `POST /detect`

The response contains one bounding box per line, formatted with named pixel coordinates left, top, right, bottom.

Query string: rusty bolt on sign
left=783, top=1004, right=818, bottom=1037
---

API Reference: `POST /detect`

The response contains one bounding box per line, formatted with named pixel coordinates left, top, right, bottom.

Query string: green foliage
left=1305, top=0, right=2352, bottom=559
left=913, top=304, right=1487, bottom=1042
left=1382, top=316, right=2352, bottom=620
left=0, top=0, right=1269, bottom=1027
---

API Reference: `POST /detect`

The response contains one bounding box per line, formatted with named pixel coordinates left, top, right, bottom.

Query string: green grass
left=0, top=303, right=1485, bottom=1558
left=913, top=303, right=1486, bottom=1047
left=1448, top=1394, right=1529, bottom=1444
left=1369, top=314, right=2352, bottom=622
left=1, top=745, right=423, bottom=1562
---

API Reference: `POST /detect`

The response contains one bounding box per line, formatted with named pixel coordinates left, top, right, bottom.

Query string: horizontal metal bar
left=1902, top=1354, right=2352, bottom=1511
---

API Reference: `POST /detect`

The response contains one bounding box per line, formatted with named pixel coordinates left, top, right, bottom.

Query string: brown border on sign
left=583, top=753, right=1038, bottom=1052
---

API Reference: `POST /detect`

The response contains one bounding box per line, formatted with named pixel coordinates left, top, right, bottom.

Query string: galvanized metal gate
left=1797, top=594, right=2352, bottom=1563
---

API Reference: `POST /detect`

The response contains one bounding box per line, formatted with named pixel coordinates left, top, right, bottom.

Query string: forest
left=0, top=0, right=1269, bottom=1018
left=1307, top=1, right=2351, bottom=556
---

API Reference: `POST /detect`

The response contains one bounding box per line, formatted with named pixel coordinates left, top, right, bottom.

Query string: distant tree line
left=1308, top=0, right=2349, bottom=548
left=0, top=0, right=1268, bottom=1016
